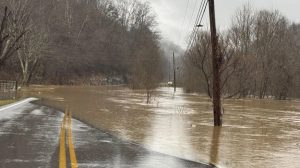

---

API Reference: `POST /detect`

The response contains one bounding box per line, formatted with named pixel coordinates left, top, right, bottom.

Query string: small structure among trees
left=0, top=80, right=17, bottom=100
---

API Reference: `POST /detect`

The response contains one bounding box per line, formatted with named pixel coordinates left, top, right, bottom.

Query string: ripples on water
left=21, top=86, right=300, bottom=168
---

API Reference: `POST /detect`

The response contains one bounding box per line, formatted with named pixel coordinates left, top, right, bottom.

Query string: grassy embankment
left=0, top=100, right=16, bottom=107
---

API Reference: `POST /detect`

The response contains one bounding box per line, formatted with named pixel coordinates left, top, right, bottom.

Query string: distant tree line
left=0, top=0, right=163, bottom=91
left=184, top=5, right=300, bottom=100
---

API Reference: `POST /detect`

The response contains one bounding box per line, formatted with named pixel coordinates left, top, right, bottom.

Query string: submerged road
left=0, top=98, right=215, bottom=168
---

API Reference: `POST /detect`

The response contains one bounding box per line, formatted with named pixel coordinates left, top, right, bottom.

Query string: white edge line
left=0, top=97, right=39, bottom=112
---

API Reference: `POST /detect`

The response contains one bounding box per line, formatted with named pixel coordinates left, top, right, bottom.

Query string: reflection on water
left=143, top=91, right=197, bottom=161
left=209, top=127, right=221, bottom=166
left=21, top=86, right=300, bottom=168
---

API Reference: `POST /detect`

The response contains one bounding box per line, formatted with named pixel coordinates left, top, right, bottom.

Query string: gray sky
left=146, top=0, right=300, bottom=49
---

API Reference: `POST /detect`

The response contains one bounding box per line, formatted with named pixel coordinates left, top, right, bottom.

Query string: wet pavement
left=72, top=117, right=214, bottom=168
left=20, top=86, right=300, bottom=168
left=0, top=98, right=62, bottom=168
left=0, top=98, right=215, bottom=168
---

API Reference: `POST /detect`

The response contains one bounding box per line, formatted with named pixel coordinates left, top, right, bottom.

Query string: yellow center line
left=67, top=110, right=78, bottom=168
left=59, top=112, right=67, bottom=168
left=59, top=107, right=78, bottom=168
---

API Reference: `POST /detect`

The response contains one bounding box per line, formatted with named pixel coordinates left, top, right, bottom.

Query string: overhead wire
left=178, top=0, right=190, bottom=45
left=199, top=0, right=208, bottom=25
left=188, top=0, right=208, bottom=48
left=186, top=0, right=202, bottom=35
left=184, top=0, right=203, bottom=47
left=186, top=0, right=205, bottom=49
left=184, top=0, right=208, bottom=56
left=178, top=0, right=199, bottom=49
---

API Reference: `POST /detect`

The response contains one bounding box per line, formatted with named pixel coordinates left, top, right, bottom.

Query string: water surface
left=21, top=86, right=300, bottom=168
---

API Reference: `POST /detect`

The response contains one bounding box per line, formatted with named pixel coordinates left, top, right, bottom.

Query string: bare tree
left=228, top=4, right=255, bottom=98
left=184, top=31, right=237, bottom=98
left=17, top=26, right=48, bottom=85
left=128, top=1, right=163, bottom=103
left=253, top=10, right=291, bottom=99
left=184, top=4, right=300, bottom=100
left=186, top=31, right=212, bottom=97
left=4, top=0, right=48, bottom=86
left=0, top=6, right=26, bottom=65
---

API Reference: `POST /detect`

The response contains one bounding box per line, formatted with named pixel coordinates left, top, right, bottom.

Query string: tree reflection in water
left=209, top=127, right=221, bottom=166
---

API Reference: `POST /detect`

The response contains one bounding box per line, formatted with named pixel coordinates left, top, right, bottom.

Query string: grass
left=0, top=99, right=16, bottom=107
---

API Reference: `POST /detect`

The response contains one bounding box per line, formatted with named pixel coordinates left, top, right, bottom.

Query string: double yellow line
left=59, top=107, right=78, bottom=168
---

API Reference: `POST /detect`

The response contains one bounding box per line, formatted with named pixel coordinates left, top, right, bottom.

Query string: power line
left=186, top=0, right=203, bottom=34
left=184, top=0, right=208, bottom=55
left=186, top=0, right=207, bottom=49
left=191, top=0, right=208, bottom=45
left=178, top=0, right=190, bottom=44
left=199, top=0, right=208, bottom=24
left=188, top=0, right=198, bottom=26
left=181, top=0, right=199, bottom=46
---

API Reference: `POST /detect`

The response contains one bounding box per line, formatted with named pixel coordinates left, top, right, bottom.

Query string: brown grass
left=0, top=99, right=16, bottom=106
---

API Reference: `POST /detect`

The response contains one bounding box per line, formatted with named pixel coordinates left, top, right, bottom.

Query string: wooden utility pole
left=208, top=0, right=222, bottom=126
left=173, top=52, right=176, bottom=92
left=169, top=61, right=171, bottom=82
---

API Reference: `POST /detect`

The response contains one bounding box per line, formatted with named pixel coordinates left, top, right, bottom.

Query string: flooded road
left=21, top=86, right=300, bottom=168
left=0, top=98, right=212, bottom=168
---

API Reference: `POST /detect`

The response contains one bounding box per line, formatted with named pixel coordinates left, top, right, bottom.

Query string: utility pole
left=169, top=61, right=171, bottom=82
left=173, top=52, right=176, bottom=92
left=208, top=0, right=222, bottom=126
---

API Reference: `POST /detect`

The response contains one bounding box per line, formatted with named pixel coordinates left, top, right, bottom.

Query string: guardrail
left=0, top=80, right=17, bottom=100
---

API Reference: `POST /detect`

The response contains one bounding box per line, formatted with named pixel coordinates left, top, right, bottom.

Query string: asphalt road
left=0, top=98, right=216, bottom=168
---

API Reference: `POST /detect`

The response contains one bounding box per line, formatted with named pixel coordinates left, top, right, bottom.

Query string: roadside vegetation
left=0, top=1, right=299, bottom=101
left=184, top=4, right=300, bottom=100
left=0, top=99, right=15, bottom=106
left=0, top=0, right=164, bottom=92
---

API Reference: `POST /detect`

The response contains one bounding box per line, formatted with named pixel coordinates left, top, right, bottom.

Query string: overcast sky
left=146, top=0, right=300, bottom=49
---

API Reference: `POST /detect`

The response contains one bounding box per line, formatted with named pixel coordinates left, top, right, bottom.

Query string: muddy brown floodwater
left=20, top=85, right=300, bottom=168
